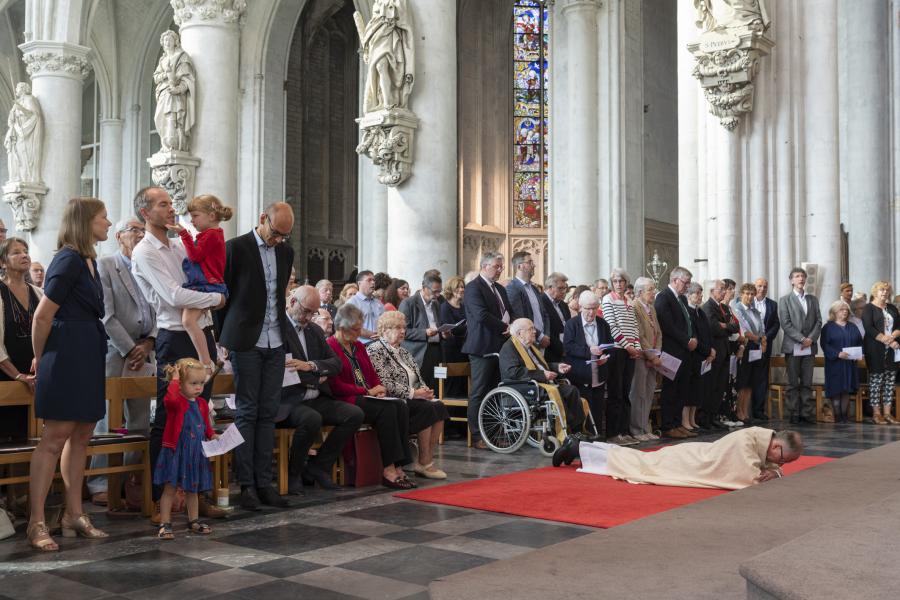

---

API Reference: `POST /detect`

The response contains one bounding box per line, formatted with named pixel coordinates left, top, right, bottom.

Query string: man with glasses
left=554, top=427, right=803, bottom=489
left=277, top=285, right=362, bottom=494
left=399, top=272, right=445, bottom=388
left=218, top=201, right=295, bottom=510
left=655, top=266, right=700, bottom=439
left=88, top=216, right=158, bottom=508
left=540, top=272, right=570, bottom=363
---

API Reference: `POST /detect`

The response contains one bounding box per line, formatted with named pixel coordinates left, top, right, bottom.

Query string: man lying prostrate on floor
left=553, top=427, right=803, bottom=490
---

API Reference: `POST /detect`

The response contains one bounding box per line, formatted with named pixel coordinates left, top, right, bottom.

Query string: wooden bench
left=767, top=355, right=874, bottom=422
left=437, top=362, right=472, bottom=446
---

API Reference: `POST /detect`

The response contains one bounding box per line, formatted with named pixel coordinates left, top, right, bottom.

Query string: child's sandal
left=187, top=519, right=211, bottom=534
left=158, top=522, right=175, bottom=540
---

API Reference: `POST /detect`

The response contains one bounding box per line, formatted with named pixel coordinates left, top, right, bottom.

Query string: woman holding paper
left=821, top=301, right=862, bottom=423
left=731, top=283, right=766, bottom=425
left=630, top=277, right=662, bottom=440
left=862, top=282, right=900, bottom=425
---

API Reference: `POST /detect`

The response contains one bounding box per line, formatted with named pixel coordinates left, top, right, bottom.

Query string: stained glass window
left=513, top=0, right=549, bottom=229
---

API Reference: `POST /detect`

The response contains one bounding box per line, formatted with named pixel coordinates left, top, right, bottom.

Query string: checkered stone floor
left=2, top=418, right=898, bottom=599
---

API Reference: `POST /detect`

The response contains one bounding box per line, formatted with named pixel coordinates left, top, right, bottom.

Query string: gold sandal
left=60, top=513, right=109, bottom=539
left=27, top=521, right=59, bottom=551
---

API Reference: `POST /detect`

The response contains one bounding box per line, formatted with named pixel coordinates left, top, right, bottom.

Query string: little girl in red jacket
left=153, top=358, right=218, bottom=540
left=166, top=194, right=233, bottom=377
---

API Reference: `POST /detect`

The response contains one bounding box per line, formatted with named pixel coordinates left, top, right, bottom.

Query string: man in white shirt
left=777, top=268, right=822, bottom=424
left=347, top=270, right=384, bottom=343
left=131, top=186, right=225, bottom=519
left=752, top=278, right=780, bottom=421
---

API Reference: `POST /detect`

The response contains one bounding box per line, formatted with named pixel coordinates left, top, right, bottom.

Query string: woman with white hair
left=600, top=269, right=642, bottom=445
left=630, top=277, right=661, bottom=440
left=821, top=300, right=862, bottom=423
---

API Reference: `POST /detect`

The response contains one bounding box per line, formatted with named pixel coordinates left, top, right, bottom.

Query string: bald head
left=287, top=284, right=320, bottom=326
left=257, top=202, right=295, bottom=246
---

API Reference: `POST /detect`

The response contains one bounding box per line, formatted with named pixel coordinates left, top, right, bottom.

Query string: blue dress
left=34, top=248, right=106, bottom=422
left=821, top=321, right=862, bottom=397
left=153, top=400, right=213, bottom=493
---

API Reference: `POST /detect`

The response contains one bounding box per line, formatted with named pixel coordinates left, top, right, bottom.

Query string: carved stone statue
left=354, top=0, right=415, bottom=113
left=4, top=83, right=44, bottom=184
left=153, top=30, right=195, bottom=152
left=694, top=0, right=769, bottom=34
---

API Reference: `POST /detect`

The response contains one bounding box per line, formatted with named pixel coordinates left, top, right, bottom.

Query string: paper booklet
left=202, top=423, right=245, bottom=458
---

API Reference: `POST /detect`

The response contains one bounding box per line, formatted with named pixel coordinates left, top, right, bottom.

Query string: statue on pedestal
left=4, top=82, right=43, bottom=185
left=354, top=0, right=415, bottom=113
left=694, top=0, right=769, bottom=33
left=153, top=30, right=195, bottom=153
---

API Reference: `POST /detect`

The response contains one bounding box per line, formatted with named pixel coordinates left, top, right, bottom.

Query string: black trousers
left=556, top=383, right=585, bottom=433
left=355, top=396, right=412, bottom=467
left=151, top=328, right=217, bottom=501
left=276, top=390, right=364, bottom=476
left=468, top=354, right=501, bottom=439
left=660, top=355, right=690, bottom=431
left=579, top=384, right=606, bottom=437
left=700, top=355, right=728, bottom=425
left=606, top=349, right=635, bottom=436
left=752, top=355, right=771, bottom=417
left=420, top=343, right=442, bottom=389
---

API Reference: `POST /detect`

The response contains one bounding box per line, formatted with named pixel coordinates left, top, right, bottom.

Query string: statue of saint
left=694, top=0, right=769, bottom=33
left=354, top=0, right=415, bottom=113
left=153, top=30, right=196, bottom=152
left=4, top=82, right=44, bottom=184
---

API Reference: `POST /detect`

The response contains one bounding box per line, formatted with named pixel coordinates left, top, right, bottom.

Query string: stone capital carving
left=2, top=182, right=47, bottom=232
left=558, top=0, right=601, bottom=16
left=19, top=41, right=92, bottom=80
left=356, top=108, right=419, bottom=187
left=147, top=151, right=201, bottom=215
left=687, top=1, right=772, bottom=130
left=172, top=0, right=247, bottom=27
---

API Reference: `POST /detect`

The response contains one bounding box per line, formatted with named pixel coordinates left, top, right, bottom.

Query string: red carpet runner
left=396, top=455, right=833, bottom=528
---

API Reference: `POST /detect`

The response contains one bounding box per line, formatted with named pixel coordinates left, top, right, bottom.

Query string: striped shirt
left=601, top=292, right=642, bottom=351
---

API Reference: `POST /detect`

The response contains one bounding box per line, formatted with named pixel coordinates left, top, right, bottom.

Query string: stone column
left=841, top=0, right=890, bottom=292
left=676, top=0, right=699, bottom=273
left=357, top=155, right=388, bottom=272
left=801, top=0, right=841, bottom=303
left=772, top=0, right=797, bottom=298
left=715, top=124, right=742, bottom=280
left=551, top=0, right=599, bottom=284
left=385, top=0, right=457, bottom=282
left=99, top=118, right=124, bottom=253
left=19, top=41, right=91, bottom=263
left=172, top=0, right=244, bottom=238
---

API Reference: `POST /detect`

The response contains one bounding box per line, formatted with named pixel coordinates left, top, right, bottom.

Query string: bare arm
left=32, top=295, right=60, bottom=375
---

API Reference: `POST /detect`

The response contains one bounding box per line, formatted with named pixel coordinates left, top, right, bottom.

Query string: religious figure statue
left=4, top=83, right=44, bottom=184
left=694, top=0, right=769, bottom=34
left=153, top=30, right=195, bottom=153
left=353, top=0, right=415, bottom=114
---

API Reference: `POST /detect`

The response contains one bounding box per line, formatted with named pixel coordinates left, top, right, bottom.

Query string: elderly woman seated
left=367, top=312, right=449, bottom=479
left=499, top=318, right=586, bottom=437
left=326, top=304, right=417, bottom=489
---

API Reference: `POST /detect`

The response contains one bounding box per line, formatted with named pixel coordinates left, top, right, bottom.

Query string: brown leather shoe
left=678, top=426, right=698, bottom=437
left=198, top=495, right=227, bottom=519
left=662, top=428, right=688, bottom=439
left=473, top=439, right=489, bottom=450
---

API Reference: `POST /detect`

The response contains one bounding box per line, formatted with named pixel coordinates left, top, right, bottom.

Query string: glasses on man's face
left=265, top=214, right=291, bottom=242
left=582, top=305, right=599, bottom=312
left=123, top=226, right=145, bottom=235
left=297, top=305, right=317, bottom=317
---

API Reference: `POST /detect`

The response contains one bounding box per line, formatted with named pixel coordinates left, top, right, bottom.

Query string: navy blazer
left=461, top=276, right=513, bottom=356
left=654, top=287, right=693, bottom=360
left=690, top=305, right=712, bottom=360
left=506, top=278, right=549, bottom=339
left=277, top=320, right=341, bottom=422
left=563, top=316, right=613, bottom=390
left=702, top=298, right=734, bottom=360
left=540, top=292, right=571, bottom=363
left=759, top=297, right=780, bottom=357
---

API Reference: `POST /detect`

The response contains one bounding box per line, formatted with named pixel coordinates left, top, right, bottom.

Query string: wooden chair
left=436, top=362, right=472, bottom=446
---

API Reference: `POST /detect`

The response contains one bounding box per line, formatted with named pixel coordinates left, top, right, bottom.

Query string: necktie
left=295, top=326, right=308, bottom=360
left=678, top=293, right=693, bottom=338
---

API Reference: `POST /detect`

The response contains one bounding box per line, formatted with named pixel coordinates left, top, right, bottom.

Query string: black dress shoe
left=381, top=476, right=412, bottom=490
left=753, top=414, right=769, bottom=422
left=287, top=476, right=306, bottom=496
left=240, top=486, right=261, bottom=511
left=303, top=465, right=342, bottom=490
left=710, top=420, right=727, bottom=429
left=552, top=435, right=580, bottom=467
left=257, top=486, right=289, bottom=508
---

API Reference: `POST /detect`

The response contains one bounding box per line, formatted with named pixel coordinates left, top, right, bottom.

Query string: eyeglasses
left=297, top=306, right=317, bottom=317
left=122, top=226, right=145, bottom=235
left=265, top=214, right=291, bottom=242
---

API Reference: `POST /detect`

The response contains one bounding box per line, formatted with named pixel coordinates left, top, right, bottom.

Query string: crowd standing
left=5, top=189, right=900, bottom=553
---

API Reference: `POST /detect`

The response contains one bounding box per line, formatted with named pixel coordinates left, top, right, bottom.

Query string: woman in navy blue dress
left=821, top=300, right=863, bottom=423
left=27, top=197, right=111, bottom=552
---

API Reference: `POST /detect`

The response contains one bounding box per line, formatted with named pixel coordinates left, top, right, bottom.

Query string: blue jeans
left=231, top=345, right=285, bottom=488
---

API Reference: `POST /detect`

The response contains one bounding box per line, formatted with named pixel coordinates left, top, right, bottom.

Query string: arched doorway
left=285, top=0, right=359, bottom=284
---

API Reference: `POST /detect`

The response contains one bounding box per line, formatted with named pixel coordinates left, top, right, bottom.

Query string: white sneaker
left=621, top=435, right=640, bottom=446
left=646, top=432, right=660, bottom=440
left=732, top=420, right=744, bottom=427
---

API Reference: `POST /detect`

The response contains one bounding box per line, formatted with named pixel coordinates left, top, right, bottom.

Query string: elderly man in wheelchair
left=476, top=318, right=590, bottom=455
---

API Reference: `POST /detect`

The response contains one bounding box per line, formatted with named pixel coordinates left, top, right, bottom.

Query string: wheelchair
left=477, top=379, right=597, bottom=457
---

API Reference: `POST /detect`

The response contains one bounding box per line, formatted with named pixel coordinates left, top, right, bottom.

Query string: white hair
left=633, top=277, right=656, bottom=295
left=509, top=318, right=534, bottom=337
left=579, top=290, right=599, bottom=307
left=609, top=267, right=630, bottom=283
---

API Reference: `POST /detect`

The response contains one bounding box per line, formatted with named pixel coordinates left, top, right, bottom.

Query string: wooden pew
left=767, top=355, right=868, bottom=422
left=437, top=362, right=472, bottom=446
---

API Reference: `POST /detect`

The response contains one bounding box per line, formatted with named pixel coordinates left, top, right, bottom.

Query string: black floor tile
left=341, top=545, right=492, bottom=586
left=341, top=502, right=470, bottom=527
left=51, top=549, right=228, bottom=594
left=217, top=523, right=365, bottom=556
left=239, top=557, right=325, bottom=578
left=378, top=528, right=449, bottom=544
left=463, top=520, right=591, bottom=549
left=225, top=579, right=362, bottom=599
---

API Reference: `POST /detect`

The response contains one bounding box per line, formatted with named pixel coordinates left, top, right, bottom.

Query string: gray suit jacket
left=399, top=291, right=442, bottom=366
left=777, top=291, right=822, bottom=355
left=98, top=253, right=158, bottom=377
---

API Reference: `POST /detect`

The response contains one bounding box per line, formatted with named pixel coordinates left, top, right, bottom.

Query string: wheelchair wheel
left=478, top=386, right=532, bottom=453
left=540, top=435, right=560, bottom=457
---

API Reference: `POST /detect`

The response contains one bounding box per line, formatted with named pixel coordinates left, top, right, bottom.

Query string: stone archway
left=284, top=0, right=359, bottom=284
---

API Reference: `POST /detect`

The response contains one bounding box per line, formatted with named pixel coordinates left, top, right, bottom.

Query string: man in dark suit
left=752, top=278, right=780, bottom=420
left=563, top=290, right=613, bottom=439
left=654, top=266, right=699, bottom=439
left=278, top=285, right=362, bottom=494
left=701, top=280, right=736, bottom=429
left=777, top=268, right=822, bottom=424
left=315, top=279, right=337, bottom=318
left=219, top=202, right=294, bottom=510
left=462, top=251, right=514, bottom=448
left=540, top=272, right=571, bottom=363
left=687, top=282, right=715, bottom=430
left=400, top=272, right=444, bottom=388
left=506, top=251, right=551, bottom=352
